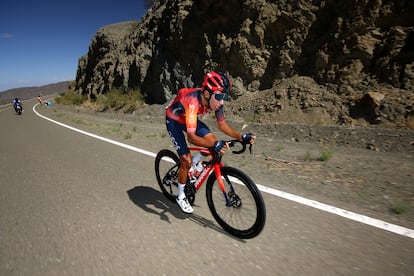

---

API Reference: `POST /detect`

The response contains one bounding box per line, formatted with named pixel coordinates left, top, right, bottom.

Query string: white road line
left=33, top=104, right=414, bottom=240
left=257, top=184, right=414, bottom=239
left=33, top=105, right=156, bottom=158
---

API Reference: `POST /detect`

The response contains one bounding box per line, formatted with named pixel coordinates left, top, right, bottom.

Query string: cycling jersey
left=165, top=88, right=226, bottom=156
left=166, top=88, right=225, bottom=134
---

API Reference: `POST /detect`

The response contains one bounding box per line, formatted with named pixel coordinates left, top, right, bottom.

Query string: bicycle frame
left=156, top=139, right=265, bottom=238
left=188, top=146, right=228, bottom=199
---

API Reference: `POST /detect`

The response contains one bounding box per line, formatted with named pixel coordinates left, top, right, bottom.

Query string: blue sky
left=0, top=1, right=147, bottom=92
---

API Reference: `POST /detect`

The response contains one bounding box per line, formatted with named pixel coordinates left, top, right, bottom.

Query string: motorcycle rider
left=13, top=98, right=22, bottom=113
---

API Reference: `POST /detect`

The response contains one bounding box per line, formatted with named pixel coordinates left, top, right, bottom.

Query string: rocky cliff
left=74, top=0, right=414, bottom=128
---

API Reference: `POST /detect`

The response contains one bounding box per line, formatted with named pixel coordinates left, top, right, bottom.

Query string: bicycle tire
left=155, top=149, right=180, bottom=202
left=206, top=166, right=266, bottom=239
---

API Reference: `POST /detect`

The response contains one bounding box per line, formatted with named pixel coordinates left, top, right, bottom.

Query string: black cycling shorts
left=166, top=117, right=211, bottom=156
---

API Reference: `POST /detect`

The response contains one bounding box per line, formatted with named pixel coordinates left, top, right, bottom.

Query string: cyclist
left=165, top=71, right=255, bottom=213
left=37, top=94, right=43, bottom=106
left=12, top=97, right=22, bottom=113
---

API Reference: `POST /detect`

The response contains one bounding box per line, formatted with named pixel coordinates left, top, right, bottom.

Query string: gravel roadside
left=36, top=102, right=414, bottom=230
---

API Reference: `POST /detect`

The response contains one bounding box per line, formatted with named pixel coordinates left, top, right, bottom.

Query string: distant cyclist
left=165, top=71, right=255, bottom=213
left=12, top=98, right=22, bottom=113
left=37, top=94, right=43, bottom=106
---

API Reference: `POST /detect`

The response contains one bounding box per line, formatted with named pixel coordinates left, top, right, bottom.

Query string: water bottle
left=192, top=152, right=202, bottom=165
left=188, top=166, right=195, bottom=181
left=193, top=161, right=204, bottom=178
left=189, top=153, right=203, bottom=182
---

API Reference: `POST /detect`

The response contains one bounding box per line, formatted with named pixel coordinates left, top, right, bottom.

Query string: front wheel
left=206, top=167, right=266, bottom=239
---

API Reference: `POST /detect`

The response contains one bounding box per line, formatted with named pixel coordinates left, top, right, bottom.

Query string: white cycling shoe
left=176, top=196, right=194, bottom=214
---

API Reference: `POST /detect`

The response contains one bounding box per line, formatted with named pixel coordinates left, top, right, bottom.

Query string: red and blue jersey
left=166, top=88, right=225, bottom=133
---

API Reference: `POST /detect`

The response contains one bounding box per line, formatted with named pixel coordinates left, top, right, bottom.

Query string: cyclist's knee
left=180, top=153, right=192, bottom=170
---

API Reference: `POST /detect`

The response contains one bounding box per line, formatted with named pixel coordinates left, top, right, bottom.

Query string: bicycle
left=155, top=140, right=266, bottom=239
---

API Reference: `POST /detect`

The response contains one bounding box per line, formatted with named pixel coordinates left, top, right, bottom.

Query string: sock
left=177, top=183, right=186, bottom=199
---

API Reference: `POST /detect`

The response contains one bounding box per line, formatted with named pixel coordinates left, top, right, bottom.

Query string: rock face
left=74, top=0, right=414, bottom=128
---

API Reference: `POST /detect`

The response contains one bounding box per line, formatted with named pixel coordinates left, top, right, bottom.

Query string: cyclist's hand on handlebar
left=213, top=140, right=228, bottom=154
left=241, top=132, right=256, bottom=145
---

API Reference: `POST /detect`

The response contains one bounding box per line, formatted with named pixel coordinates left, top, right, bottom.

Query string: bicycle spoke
left=211, top=176, right=258, bottom=230
left=157, top=141, right=265, bottom=239
left=206, top=166, right=265, bottom=239
left=155, top=150, right=180, bottom=201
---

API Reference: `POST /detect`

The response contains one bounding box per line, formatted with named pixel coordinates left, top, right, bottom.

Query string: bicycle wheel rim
left=206, top=167, right=266, bottom=239
left=155, top=150, right=180, bottom=202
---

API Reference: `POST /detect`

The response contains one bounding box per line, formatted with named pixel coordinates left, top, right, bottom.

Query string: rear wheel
left=206, top=166, right=266, bottom=239
left=154, top=149, right=196, bottom=205
left=155, top=149, right=180, bottom=202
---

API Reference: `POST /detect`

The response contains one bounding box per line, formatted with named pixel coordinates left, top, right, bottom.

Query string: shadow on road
left=127, top=186, right=245, bottom=242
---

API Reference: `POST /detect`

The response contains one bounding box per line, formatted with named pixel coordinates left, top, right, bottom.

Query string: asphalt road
left=1, top=99, right=413, bottom=275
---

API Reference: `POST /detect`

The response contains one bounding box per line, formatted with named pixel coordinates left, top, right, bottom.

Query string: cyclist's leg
left=167, top=118, right=216, bottom=182
left=166, top=117, right=191, bottom=183
left=166, top=118, right=193, bottom=213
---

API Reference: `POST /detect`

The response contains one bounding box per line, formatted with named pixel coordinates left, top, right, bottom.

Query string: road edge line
left=33, top=104, right=414, bottom=240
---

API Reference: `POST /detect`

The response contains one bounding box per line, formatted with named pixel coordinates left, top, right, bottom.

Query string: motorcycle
left=15, top=102, right=23, bottom=115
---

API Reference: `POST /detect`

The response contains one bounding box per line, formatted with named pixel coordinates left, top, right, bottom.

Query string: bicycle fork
left=214, top=164, right=238, bottom=207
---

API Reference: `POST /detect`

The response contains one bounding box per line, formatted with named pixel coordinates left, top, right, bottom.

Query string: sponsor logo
left=168, top=130, right=180, bottom=151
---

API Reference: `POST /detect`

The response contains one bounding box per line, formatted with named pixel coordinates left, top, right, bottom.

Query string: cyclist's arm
left=217, top=120, right=242, bottom=141
left=187, top=132, right=216, bottom=147
left=185, top=100, right=217, bottom=147
left=186, top=110, right=217, bottom=147
left=215, top=107, right=242, bottom=141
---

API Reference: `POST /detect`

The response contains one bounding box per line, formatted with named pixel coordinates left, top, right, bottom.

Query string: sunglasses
left=212, top=93, right=228, bottom=101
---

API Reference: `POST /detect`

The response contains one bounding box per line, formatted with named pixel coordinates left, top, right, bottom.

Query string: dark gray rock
left=74, top=0, right=414, bottom=128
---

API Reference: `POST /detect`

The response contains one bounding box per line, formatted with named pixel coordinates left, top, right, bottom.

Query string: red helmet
left=202, top=71, right=232, bottom=94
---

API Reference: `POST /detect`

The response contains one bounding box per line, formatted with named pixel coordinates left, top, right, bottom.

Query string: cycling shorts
left=166, top=116, right=211, bottom=156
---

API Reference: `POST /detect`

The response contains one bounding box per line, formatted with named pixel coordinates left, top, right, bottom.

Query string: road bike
left=155, top=140, right=266, bottom=239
